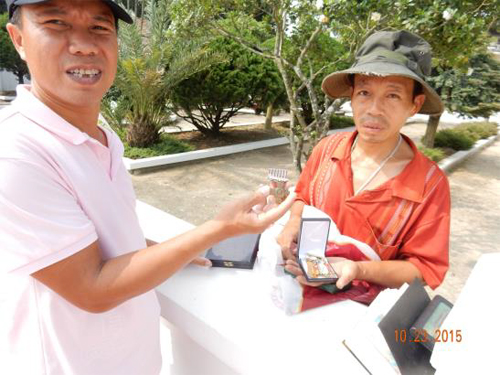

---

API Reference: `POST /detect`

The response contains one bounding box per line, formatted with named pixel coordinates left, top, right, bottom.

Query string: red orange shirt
left=295, top=131, right=450, bottom=289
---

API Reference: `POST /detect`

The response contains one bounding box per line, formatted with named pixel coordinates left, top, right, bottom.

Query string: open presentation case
left=297, top=218, right=338, bottom=283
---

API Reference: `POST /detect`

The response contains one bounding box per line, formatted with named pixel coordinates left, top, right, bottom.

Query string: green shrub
left=456, top=122, right=498, bottom=140
left=171, top=37, right=286, bottom=136
left=329, top=115, right=354, bottom=129
left=455, top=127, right=480, bottom=143
left=124, top=134, right=194, bottom=159
left=418, top=146, right=446, bottom=162
left=433, top=129, right=475, bottom=151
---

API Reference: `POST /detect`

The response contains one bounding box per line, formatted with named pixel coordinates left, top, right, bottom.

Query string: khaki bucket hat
left=322, top=30, right=444, bottom=115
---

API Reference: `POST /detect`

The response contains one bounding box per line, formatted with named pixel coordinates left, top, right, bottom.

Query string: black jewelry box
left=204, top=233, right=261, bottom=269
left=297, top=218, right=338, bottom=283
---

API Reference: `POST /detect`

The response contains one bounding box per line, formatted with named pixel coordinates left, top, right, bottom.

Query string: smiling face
left=350, top=75, right=425, bottom=145
left=7, top=0, right=118, bottom=112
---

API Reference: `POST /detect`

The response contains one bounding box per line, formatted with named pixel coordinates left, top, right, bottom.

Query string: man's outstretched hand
left=214, top=186, right=296, bottom=237
left=32, top=187, right=295, bottom=314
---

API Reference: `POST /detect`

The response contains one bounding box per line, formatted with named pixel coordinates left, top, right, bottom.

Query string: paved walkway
left=132, top=124, right=500, bottom=303
left=428, top=137, right=500, bottom=302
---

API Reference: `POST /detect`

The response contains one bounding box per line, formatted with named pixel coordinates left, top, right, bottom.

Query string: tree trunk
left=140, top=0, right=145, bottom=32
left=264, top=103, right=273, bottom=130
left=126, top=119, right=160, bottom=148
left=295, top=127, right=304, bottom=173
left=422, top=114, right=441, bottom=148
left=17, top=71, right=24, bottom=84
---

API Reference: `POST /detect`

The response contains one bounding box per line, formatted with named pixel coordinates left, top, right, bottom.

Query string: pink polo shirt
left=0, top=86, right=161, bottom=374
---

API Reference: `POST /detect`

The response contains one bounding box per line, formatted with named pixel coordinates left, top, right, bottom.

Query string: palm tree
left=104, top=0, right=223, bottom=147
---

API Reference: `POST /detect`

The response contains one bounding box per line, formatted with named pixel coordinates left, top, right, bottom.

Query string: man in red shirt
left=279, top=31, right=450, bottom=295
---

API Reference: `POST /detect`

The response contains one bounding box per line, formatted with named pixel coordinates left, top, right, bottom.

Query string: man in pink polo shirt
left=0, top=1, right=294, bottom=374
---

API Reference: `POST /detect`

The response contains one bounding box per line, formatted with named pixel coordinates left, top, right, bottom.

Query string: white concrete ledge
left=124, top=126, right=355, bottom=173
left=0, top=95, right=15, bottom=102
left=124, top=137, right=289, bottom=172
left=439, top=126, right=500, bottom=173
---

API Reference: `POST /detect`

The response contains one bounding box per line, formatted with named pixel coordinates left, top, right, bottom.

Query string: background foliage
left=170, top=37, right=286, bottom=136
left=427, top=54, right=500, bottom=120
left=101, top=0, right=223, bottom=147
left=0, top=13, right=30, bottom=85
left=171, top=0, right=499, bottom=168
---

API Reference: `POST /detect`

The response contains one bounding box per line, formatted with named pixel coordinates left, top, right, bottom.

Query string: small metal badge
left=223, top=261, right=234, bottom=267
left=268, top=168, right=289, bottom=204
left=303, top=253, right=336, bottom=279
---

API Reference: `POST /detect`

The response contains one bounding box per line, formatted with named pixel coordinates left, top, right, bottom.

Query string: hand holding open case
left=297, top=218, right=338, bottom=283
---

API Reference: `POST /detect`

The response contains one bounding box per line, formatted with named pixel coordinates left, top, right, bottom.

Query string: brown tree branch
left=213, top=24, right=274, bottom=60
left=296, top=26, right=323, bottom=69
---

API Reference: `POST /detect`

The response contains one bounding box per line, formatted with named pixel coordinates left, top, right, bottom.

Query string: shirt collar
left=331, top=131, right=356, bottom=161
left=332, top=130, right=428, bottom=203
left=12, top=85, right=90, bottom=146
left=390, top=135, right=428, bottom=203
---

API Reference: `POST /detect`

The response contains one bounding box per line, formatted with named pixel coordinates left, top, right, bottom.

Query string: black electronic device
left=378, top=279, right=454, bottom=375
left=410, top=295, right=453, bottom=351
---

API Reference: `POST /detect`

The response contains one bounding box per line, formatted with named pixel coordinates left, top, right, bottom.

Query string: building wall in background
left=0, top=70, right=19, bottom=92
